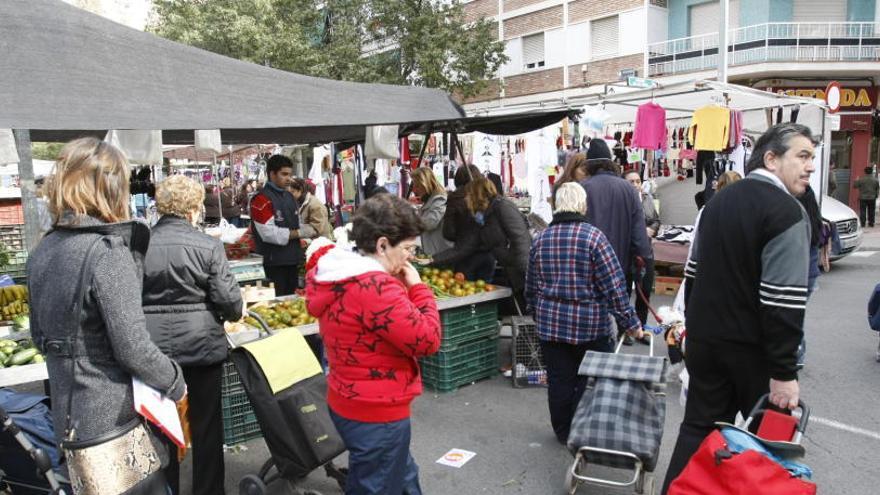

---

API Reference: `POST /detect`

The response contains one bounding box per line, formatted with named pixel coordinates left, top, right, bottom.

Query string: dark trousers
left=539, top=336, right=615, bottom=444
left=165, top=364, right=224, bottom=495
left=661, top=340, right=770, bottom=494
left=633, top=258, right=655, bottom=326
left=264, top=264, right=300, bottom=296
left=329, top=410, right=422, bottom=495
left=859, top=199, right=876, bottom=227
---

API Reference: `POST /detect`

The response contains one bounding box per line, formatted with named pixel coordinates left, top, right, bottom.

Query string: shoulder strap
left=63, top=235, right=107, bottom=441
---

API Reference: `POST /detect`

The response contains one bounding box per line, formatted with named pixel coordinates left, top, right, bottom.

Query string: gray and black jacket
left=685, top=170, right=810, bottom=381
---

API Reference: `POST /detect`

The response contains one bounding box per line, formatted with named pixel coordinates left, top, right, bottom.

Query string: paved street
left=202, top=176, right=880, bottom=494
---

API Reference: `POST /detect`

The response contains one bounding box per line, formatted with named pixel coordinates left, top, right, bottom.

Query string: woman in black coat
left=143, top=175, right=243, bottom=495
left=466, top=177, right=531, bottom=297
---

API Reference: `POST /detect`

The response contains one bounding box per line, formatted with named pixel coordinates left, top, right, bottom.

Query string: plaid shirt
left=525, top=212, right=639, bottom=344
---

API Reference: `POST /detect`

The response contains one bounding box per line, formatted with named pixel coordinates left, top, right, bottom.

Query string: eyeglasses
left=398, top=244, right=418, bottom=255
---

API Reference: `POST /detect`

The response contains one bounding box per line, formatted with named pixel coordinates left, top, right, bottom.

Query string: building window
left=522, top=32, right=545, bottom=70
left=591, top=15, right=618, bottom=60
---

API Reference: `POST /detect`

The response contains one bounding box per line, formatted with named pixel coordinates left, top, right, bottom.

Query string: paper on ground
left=436, top=449, right=477, bottom=468
left=132, top=377, right=185, bottom=448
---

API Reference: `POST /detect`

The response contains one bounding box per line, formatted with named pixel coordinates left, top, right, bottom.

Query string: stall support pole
left=13, top=129, right=40, bottom=253
left=718, top=0, right=729, bottom=84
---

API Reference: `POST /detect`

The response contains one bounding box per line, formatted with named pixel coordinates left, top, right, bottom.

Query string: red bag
left=668, top=430, right=816, bottom=495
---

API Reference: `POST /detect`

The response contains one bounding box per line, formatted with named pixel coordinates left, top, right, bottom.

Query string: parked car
left=822, top=195, right=862, bottom=261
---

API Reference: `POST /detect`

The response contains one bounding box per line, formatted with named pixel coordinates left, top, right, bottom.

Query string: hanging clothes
left=688, top=106, right=731, bottom=151
left=632, top=102, right=668, bottom=151
left=309, top=145, right=331, bottom=204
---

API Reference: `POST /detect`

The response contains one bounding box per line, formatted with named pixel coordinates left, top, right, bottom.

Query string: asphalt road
left=195, top=176, right=880, bottom=494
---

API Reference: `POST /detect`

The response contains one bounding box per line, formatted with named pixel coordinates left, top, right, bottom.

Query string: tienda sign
left=771, top=87, right=875, bottom=110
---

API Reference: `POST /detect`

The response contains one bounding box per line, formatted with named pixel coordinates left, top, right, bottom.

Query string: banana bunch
left=0, top=285, right=29, bottom=320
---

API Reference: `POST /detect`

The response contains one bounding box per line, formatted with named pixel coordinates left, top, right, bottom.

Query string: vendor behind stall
left=250, top=155, right=303, bottom=295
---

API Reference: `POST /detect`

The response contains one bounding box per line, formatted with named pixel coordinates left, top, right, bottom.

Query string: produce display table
left=229, top=256, right=265, bottom=284
left=0, top=362, right=47, bottom=387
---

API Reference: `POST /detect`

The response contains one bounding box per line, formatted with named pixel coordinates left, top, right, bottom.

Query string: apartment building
left=647, top=0, right=880, bottom=210
left=462, top=0, right=670, bottom=111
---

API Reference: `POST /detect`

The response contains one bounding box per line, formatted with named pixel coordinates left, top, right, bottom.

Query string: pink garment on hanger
left=631, top=102, right=668, bottom=151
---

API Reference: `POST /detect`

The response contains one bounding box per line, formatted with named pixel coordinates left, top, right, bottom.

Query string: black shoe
left=636, top=335, right=651, bottom=345
left=622, top=335, right=634, bottom=346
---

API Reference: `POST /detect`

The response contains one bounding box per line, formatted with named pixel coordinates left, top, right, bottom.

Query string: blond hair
left=410, top=167, right=445, bottom=197
left=716, top=171, right=742, bottom=191
left=48, top=137, right=131, bottom=225
left=553, top=182, right=587, bottom=215
left=156, top=175, right=205, bottom=218
left=465, top=177, right=498, bottom=214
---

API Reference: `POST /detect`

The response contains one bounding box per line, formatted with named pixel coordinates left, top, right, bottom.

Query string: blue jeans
left=329, top=410, right=422, bottom=495
left=539, top=335, right=616, bottom=443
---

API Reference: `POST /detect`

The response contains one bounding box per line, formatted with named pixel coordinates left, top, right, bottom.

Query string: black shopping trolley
left=565, top=334, right=667, bottom=495
left=228, top=312, right=347, bottom=495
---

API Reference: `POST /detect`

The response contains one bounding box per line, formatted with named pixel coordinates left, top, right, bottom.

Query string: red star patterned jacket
left=306, top=246, right=441, bottom=423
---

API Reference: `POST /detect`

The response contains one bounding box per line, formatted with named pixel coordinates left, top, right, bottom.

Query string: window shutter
left=689, top=2, right=720, bottom=37
left=591, top=16, right=619, bottom=59
left=523, top=33, right=545, bottom=69
left=792, top=0, right=847, bottom=22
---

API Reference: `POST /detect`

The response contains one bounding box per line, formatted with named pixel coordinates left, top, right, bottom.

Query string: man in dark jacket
left=250, top=155, right=303, bottom=295
left=663, top=123, right=813, bottom=493
left=853, top=166, right=879, bottom=227
left=143, top=175, right=243, bottom=495
left=579, top=139, right=652, bottom=343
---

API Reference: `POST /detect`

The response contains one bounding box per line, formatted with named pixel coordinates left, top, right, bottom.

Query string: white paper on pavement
left=436, top=449, right=477, bottom=468
left=132, top=377, right=185, bottom=448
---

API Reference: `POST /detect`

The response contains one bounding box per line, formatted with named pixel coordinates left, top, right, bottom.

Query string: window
left=591, top=15, right=618, bottom=60
left=522, top=32, right=545, bottom=70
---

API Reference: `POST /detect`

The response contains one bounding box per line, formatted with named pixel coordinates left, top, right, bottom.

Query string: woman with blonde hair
left=142, top=175, right=243, bottom=495
left=28, top=137, right=186, bottom=494
left=465, top=177, right=531, bottom=296
left=410, top=167, right=453, bottom=256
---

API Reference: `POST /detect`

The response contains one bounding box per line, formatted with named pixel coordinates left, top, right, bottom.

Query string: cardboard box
left=654, top=276, right=684, bottom=296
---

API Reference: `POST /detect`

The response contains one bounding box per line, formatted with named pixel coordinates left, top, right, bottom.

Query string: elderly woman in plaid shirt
left=526, top=182, right=644, bottom=444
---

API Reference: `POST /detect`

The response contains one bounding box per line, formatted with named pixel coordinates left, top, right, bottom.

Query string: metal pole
left=13, top=129, right=40, bottom=253
left=719, top=0, right=729, bottom=83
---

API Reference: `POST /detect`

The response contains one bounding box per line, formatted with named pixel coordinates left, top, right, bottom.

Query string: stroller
left=0, top=389, right=70, bottom=495
left=668, top=395, right=815, bottom=494
left=565, top=334, right=668, bottom=495
left=229, top=312, right=347, bottom=495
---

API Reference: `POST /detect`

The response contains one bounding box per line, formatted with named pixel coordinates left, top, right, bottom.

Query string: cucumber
left=31, top=354, right=44, bottom=364
left=10, top=348, right=38, bottom=366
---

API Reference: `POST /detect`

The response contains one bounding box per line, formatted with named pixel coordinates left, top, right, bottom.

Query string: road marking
left=850, top=251, right=877, bottom=257
left=811, top=416, right=880, bottom=442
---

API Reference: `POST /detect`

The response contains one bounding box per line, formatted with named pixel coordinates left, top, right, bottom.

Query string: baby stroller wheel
left=239, top=474, right=267, bottom=495
left=563, top=452, right=585, bottom=494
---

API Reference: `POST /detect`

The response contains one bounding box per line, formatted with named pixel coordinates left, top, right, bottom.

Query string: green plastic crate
left=420, top=336, right=499, bottom=392
left=439, top=303, right=499, bottom=349
left=440, top=302, right=497, bottom=327
left=221, top=361, right=262, bottom=445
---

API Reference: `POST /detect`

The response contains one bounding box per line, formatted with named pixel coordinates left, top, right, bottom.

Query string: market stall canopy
left=0, top=0, right=465, bottom=145
left=402, top=109, right=581, bottom=136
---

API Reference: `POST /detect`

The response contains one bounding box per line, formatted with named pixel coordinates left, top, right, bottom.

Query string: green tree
left=31, top=142, right=64, bottom=161
left=150, top=0, right=506, bottom=99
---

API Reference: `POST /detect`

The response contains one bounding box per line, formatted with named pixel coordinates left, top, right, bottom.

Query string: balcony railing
left=647, top=22, right=880, bottom=77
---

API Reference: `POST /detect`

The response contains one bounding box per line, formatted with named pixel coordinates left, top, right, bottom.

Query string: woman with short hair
left=410, top=167, right=453, bottom=256
left=526, top=182, right=643, bottom=444
left=306, top=194, right=442, bottom=494
left=28, top=137, right=187, bottom=493
left=142, top=175, right=243, bottom=495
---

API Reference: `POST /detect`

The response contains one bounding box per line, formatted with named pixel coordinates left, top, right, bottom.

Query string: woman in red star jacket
left=306, top=193, right=441, bottom=495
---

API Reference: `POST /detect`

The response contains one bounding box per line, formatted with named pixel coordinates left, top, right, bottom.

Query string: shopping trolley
left=564, top=334, right=667, bottom=495
left=228, top=312, right=346, bottom=495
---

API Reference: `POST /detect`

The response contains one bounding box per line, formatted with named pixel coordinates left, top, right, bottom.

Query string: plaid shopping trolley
left=565, top=334, right=668, bottom=495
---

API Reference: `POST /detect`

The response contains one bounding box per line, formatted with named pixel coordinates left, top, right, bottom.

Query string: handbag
left=867, top=283, right=880, bottom=331
left=58, top=236, right=167, bottom=495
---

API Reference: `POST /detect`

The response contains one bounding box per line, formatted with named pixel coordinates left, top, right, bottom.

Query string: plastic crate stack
left=221, top=360, right=262, bottom=445
left=0, top=225, right=27, bottom=281
left=510, top=316, right=547, bottom=388
left=420, top=302, right=500, bottom=392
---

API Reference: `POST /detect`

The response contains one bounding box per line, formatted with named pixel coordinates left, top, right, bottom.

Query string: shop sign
left=771, top=86, right=875, bottom=111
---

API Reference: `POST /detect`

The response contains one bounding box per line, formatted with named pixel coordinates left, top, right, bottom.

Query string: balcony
left=647, top=22, right=880, bottom=77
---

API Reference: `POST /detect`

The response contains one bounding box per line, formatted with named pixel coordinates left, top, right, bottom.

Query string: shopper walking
left=663, top=123, right=814, bottom=493
left=410, top=167, right=453, bottom=256
left=142, top=175, right=244, bottom=495
left=250, top=155, right=303, bottom=295
left=28, top=137, right=186, bottom=493
left=623, top=170, right=660, bottom=336
left=203, top=181, right=237, bottom=226
left=306, top=194, right=441, bottom=495
left=526, top=182, right=643, bottom=444
left=290, top=178, right=333, bottom=240
left=853, top=166, right=879, bottom=227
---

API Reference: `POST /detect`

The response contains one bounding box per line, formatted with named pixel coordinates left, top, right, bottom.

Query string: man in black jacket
left=250, top=155, right=303, bottom=295
left=663, top=123, right=814, bottom=493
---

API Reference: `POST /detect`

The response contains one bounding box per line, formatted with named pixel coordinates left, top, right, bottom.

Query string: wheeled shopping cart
left=229, top=313, right=347, bottom=495
left=565, top=334, right=667, bottom=495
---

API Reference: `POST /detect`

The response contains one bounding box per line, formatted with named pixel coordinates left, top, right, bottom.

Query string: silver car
left=822, top=195, right=862, bottom=261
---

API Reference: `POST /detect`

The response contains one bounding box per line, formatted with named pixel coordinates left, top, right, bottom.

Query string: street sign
left=627, top=76, right=657, bottom=89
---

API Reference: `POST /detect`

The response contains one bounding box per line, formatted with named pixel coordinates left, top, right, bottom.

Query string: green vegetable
left=31, top=354, right=44, bottom=364
left=10, top=348, right=38, bottom=366
left=12, top=315, right=29, bottom=331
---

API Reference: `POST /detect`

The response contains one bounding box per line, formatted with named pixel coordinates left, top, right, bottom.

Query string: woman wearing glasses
left=305, top=194, right=442, bottom=494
